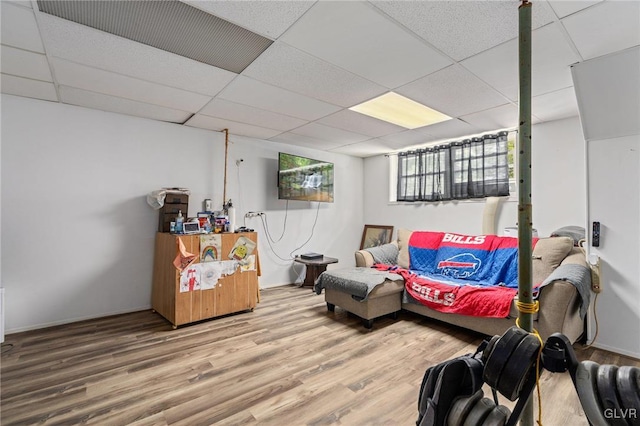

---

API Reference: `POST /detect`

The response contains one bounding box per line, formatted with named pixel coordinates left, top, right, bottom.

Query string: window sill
left=387, top=194, right=517, bottom=206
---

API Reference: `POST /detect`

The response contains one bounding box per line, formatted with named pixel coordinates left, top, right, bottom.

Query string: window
left=396, top=131, right=511, bottom=202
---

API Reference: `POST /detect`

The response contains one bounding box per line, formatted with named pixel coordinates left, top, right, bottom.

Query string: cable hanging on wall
left=221, top=128, right=229, bottom=209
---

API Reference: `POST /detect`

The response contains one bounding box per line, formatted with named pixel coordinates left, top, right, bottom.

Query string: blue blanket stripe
left=408, top=247, right=438, bottom=273
left=411, top=234, right=521, bottom=288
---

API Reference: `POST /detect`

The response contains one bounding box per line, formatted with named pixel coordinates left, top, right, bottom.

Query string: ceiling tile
left=415, top=118, right=480, bottom=143
left=0, top=45, right=53, bottom=82
left=6, top=1, right=32, bottom=8
left=562, top=1, right=640, bottom=60
left=329, top=139, right=395, bottom=158
left=461, top=22, right=580, bottom=101
left=242, top=42, right=387, bottom=107
left=59, top=86, right=192, bottom=123
left=218, top=76, right=341, bottom=121
left=529, top=23, right=581, bottom=96
left=372, top=1, right=556, bottom=61
left=290, top=123, right=371, bottom=146
left=186, top=114, right=283, bottom=139
left=459, top=104, right=519, bottom=133
left=532, top=87, right=579, bottom=122
left=378, top=129, right=433, bottom=148
left=1, top=2, right=45, bottom=53
left=548, top=0, right=603, bottom=18
left=269, top=132, right=345, bottom=150
left=460, top=40, right=518, bottom=101
left=316, top=109, right=405, bottom=138
left=1, top=73, right=57, bottom=101
left=280, top=1, right=451, bottom=89
left=199, top=98, right=307, bottom=132
left=51, top=58, right=212, bottom=112
left=396, top=65, right=510, bottom=118
left=182, top=1, right=314, bottom=39
left=37, top=14, right=237, bottom=97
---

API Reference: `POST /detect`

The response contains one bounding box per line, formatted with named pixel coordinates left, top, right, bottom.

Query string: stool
left=325, top=278, right=404, bottom=329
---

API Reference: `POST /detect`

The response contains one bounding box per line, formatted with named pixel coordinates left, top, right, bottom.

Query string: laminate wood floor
left=2, top=285, right=638, bottom=425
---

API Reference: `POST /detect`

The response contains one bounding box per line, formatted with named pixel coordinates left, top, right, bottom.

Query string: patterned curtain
left=397, top=131, right=510, bottom=202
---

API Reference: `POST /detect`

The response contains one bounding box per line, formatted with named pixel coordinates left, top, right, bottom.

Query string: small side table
left=294, top=256, right=339, bottom=287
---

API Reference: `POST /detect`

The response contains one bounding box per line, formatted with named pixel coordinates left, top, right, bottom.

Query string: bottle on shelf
left=175, top=210, right=184, bottom=234
left=228, top=202, right=236, bottom=233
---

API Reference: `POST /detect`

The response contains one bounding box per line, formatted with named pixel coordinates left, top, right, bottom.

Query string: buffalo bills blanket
left=377, top=232, right=538, bottom=318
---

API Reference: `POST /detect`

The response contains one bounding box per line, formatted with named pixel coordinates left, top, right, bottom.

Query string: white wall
left=586, top=136, right=639, bottom=358
left=1, top=95, right=363, bottom=333
left=573, top=46, right=640, bottom=358
left=219, top=135, right=364, bottom=289
left=363, top=116, right=587, bottom=238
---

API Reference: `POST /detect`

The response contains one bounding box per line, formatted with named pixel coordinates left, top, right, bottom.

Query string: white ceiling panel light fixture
left=349, top=92, right=452, bottom=130
left=36, top=0, right=273, bottom=74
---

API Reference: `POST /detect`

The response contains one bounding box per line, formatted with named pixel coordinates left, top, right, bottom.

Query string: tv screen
left=278, top=152, right=334, bottom=203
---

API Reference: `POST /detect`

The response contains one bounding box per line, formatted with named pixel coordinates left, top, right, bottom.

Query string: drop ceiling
left=1, top=0, right=639, bottom=157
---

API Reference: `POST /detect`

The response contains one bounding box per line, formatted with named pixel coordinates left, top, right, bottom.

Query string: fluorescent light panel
left=349, top=92, right=451, bottom=129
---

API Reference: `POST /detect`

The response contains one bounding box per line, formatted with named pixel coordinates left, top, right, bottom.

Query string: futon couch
left=319, top=229, right=590, bottom=343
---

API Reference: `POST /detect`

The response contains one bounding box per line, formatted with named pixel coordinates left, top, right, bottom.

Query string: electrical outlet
left=588, top=254, right=602, bottom=293
left=244, top=211, right=264, bottom=218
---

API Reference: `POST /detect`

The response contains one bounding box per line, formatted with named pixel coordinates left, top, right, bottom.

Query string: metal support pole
left=222, top=128, right=229, bottom=208
left=518, top=2, right=534, bottom=425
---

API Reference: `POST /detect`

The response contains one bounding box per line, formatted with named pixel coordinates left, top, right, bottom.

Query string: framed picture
left=360, top=225, right=394, bottom=250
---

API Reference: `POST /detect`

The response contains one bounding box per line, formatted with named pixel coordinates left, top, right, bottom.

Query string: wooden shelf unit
left=151, top=232, right=259, bottom=328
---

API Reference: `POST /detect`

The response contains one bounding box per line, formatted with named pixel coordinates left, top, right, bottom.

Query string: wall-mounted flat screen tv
left=278, top=152, right=334, bottom=203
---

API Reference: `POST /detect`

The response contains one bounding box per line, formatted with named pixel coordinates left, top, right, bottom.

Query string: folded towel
left=539, top=264, right=591, bottom=319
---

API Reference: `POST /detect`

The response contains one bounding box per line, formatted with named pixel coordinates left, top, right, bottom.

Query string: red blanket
left=403, top=269, right=516, bottom=317
left=375, top=265, right=516, bottom=317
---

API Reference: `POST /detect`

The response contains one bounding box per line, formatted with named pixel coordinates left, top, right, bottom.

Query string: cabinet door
left=201, top=288, right=216, bottom=319
left=234, top=265, right=258, bottom=311
left=215, top=233, right=259, bottom=315
left=215, top=274, right=236, bottom=317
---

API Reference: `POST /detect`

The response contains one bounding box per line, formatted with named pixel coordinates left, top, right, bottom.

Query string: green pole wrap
left=518, top=2, right=534, bottom=426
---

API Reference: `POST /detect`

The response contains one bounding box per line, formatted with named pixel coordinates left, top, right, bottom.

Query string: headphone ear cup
left=496, top=333, right=541, bottom=401
left=576, top=361, right=609, bottom=426
left=447, top=390, right=484, bottom=426
left=481, top=405, right=511, bottom=426
left=462, top=398, right=496, bottom=426
left=483, top=327, right=528, bottom=391
left=616, top=366, right=640, bottom=426
left=482, top=335, right=500, bottom=366
left=596, top=364, right=627, bottom=426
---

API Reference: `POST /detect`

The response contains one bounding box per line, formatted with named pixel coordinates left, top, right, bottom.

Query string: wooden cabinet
left=151, top=232, right=259, bottom=328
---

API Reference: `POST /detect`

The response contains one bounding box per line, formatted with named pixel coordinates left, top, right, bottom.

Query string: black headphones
left=430, top=326, right=541, bottom=426
left=445, top=389, right=511, bottom=426
left=482, top=328, right=640, bottom=426
left=542, top=332, right=640, bottom=426
left=420, top=327, right=640, bottom=426
left=482, top=327, right=542, bottom=402
left=573, top=361, right=640, bottom=426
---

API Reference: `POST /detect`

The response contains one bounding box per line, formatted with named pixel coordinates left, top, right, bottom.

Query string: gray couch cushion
left=397, top=228, right=413, bottom=269
left=364, top=242, right=399, bottom=265
left=532, top=237, right=573, bottom=285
